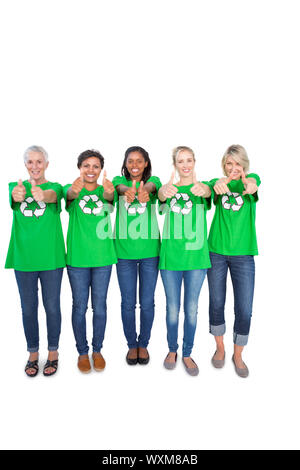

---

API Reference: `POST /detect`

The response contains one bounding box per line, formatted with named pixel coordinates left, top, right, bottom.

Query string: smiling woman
left=5, top=145, right=66, bottom=378
left=64, top=149, right=117, bottom=374
left=112, top=146, right=162, bottom=366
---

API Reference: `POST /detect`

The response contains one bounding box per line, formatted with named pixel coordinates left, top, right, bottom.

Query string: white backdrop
left=0, top=0, right=299, bottom=450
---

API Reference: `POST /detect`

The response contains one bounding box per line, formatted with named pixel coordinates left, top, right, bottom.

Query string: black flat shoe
left=138, top=349, right=150, bottom=365
left=126, top=350, right=138, bottom=365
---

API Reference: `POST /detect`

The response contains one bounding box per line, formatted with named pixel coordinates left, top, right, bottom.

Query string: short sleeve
left=62, top=184, right=74, bottom=212
left=247, top=173, right=261, bottom=187
left=147, top=176, right=162, bottom=192
left=112, top=175, right=127, bottom=187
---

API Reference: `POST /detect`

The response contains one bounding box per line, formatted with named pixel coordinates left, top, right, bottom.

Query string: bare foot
left=233, top=354, right=246, bottom=369
left=127, top=348, right=138, bottom=360
left=165, top=352, right=177, bottom=364
left=183, top=357, right=198, bottom=369
left=138, top=347, right=149, bottom=359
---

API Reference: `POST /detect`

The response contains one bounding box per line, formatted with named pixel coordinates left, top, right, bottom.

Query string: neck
left=178, top=175, right=193, bottom=186
left=84, top=182, right=98, bottom=191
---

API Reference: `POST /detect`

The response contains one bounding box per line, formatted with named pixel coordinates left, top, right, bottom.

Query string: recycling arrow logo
left=20, top=197, right=46, bottom=218
left=124, top=196, right=147, bottom=215
left=221, top=192, right=244, bottom=212
left=170, top=193, right=193, bottom=215
left=78, top=194, right=104, bottom=215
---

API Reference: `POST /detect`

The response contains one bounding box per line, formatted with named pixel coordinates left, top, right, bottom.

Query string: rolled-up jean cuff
left=27, top=347, right=39, bottom=353
left=233, top=333, right=249, bottom=346
left=48, top=345, right=59, bottom=351
left=210, top=323, right=226, bottom=337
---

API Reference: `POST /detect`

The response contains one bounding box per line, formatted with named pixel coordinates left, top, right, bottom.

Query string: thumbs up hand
left=102, top=170, right=115, bottom=195
left=159, top=171, right=178, bottom=200
left=241, top=170, right=258, bottom=195
left=213, top=175, right=233, bottom=195
left=190, top=171, right=210, bottom=197
left=71, top=170, right=85, bottom=198
left=30, top=179, right=45, bottom=202
left=124, top=179, right=137, bottom=203
left=12, top=179, right=26, bottom=202
left=137, top=181, right=150, bottom=203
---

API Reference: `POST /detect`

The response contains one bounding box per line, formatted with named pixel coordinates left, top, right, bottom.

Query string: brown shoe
left=92, top=352, right=106, bottom=371
left=78, top=354, right=91, bottom=373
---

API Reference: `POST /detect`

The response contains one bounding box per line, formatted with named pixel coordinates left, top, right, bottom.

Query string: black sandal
left=25, top=360, right=39, bottom=378
left=43, top=359, right=58, bottom=377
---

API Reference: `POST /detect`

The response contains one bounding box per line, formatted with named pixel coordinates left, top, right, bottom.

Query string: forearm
left=143, top=182, right=156, bottom=194
left=115, top=184, right=129, bottom=195
left=202, top=184, right=211, bottom=198
left=158, top=187, right=167, bottom=202
left=67, top=187, right=78, bottom=201
left=42, top=190, right=57, bottom=203
left=103, top=191, right=114, bottom=202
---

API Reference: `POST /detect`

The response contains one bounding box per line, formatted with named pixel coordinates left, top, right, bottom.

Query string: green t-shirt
left=112, top=175, right=162, bottom=260
left=158, top=183, right=211, bottom=271
left=63, top=185, right=117, bottom=268
left=5, top=180, right=66, bottom=271
left=208, top=173, right=261, bottom=256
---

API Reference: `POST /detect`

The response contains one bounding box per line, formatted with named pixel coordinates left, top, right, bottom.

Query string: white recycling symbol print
left=20, top=197, right=46, bottom=218
left=222, top=192, right=244, bottom=212
left=124, top=196, right=147, bottom=215
left=170, top=193, right=193, bottom=215
left=79, top=194, right=104, bottom=215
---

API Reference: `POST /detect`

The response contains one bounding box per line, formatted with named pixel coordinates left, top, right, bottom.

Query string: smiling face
left=125, top=151, right=148, bottom=181
left=25, top=151, right=49, bottom=184
left=174, top=149, right=195, bottom=179
left=224, top=155, right=244, bottom=179
left=79, top=156, right=102, bottom=184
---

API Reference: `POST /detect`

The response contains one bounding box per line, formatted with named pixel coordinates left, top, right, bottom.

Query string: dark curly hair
left=77, top=149, right=104, bottom=169
left=121, top=146, right=152, bottom=183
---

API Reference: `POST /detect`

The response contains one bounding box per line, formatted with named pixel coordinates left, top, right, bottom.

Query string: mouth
left=131, top=169, right=140, bottom=174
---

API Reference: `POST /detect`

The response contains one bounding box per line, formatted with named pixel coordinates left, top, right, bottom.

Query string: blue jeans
left=14, top=268, right=63, bottom=353
left=67, top=265, right=112, bottom=355
left=207, top=252, right=255, bottom=346
left=116, top=257, right=159, bottom=349
left=160, top=269, right=207, bottom=357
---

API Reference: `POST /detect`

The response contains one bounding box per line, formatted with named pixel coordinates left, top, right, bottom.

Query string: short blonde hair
left=221, top=144, right=249, bottom=175
left=172, top=146, right=195, bottom=165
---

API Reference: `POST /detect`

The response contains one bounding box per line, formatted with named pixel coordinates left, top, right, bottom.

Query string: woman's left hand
left=137, top=181, right=150, bottom=203
left=190, top=172, right=211, bottom=197
left=31, top=180, right=45, bottom=202
left=102, top=170, right=115, bottom=195
left=241, top=171, right=258, bottom=195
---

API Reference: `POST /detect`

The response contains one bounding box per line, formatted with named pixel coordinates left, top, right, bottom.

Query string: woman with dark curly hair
left=112, top=146, right=161, bottom=366
left=64, top=149, right=117, bottom=373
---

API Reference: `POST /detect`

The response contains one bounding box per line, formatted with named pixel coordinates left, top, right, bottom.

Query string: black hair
left=121, top=146, right=152, bottom=183
left=77, top=149, right=104, bottom=169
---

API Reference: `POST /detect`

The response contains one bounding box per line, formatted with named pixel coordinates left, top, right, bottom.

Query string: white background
left=0, top=0, right=299, bottom=450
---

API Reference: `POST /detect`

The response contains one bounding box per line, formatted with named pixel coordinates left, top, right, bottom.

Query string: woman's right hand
left=12, top=179, right=26, bottom=202
left=124, top=180, right=137, bottom=203
left=71, top=174, right=84, bottom=198
left=213, top=176, right=232, bottom=195
left=159, top=171, right=178, bottom=200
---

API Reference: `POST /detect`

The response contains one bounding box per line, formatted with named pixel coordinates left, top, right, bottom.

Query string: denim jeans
left=207, top=252, right=255, bottom=346
left=160, top=269, right=207, bottom=357
left=14, top=268, right=64, bottom=353
left=116, top=257, right=159, bottom=349
left=67, top=265, right=112, bottom=355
